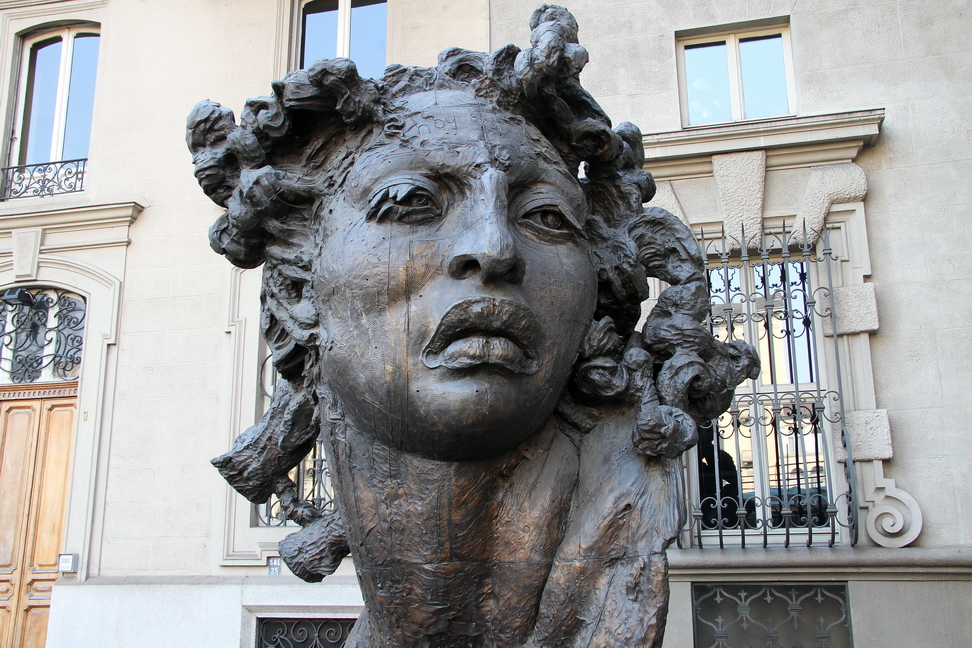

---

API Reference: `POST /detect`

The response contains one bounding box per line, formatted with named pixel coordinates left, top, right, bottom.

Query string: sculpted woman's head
left=190, top=5, right=754, bottom=504
left=314, top=90, right=599, bottom=459
left=188, top=7, right=667, bottom=461
left=189, top=15, right=760, bottom=641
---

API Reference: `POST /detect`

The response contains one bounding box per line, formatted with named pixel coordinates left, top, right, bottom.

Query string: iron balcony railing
left=0, top=159, right=87, bottom=200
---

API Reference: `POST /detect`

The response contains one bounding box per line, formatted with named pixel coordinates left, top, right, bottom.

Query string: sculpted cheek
left=379, top=237, right=442, bottom=302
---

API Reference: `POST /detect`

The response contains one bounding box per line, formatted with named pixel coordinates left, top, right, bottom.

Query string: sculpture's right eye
left=368, top=184, right=441, bottom=225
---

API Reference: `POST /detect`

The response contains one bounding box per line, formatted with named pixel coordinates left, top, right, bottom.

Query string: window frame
left=296, top=0, right=387, bottom=72
left=676, top=24, right=796, bottom=128
left=679, top=219, right=857, bottom=549
left=8, top=23, right=100, bottom=168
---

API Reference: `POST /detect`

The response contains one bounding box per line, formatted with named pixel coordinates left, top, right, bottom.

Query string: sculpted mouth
left=423, top=297, right=540, bottom=374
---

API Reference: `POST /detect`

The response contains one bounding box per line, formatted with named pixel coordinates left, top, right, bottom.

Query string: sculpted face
left=313, top=90, right=598, bottom=460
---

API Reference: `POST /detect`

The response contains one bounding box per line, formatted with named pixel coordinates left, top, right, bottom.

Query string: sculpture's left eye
left=369, top=184, right=441, bottom=225
left=519, top=206, right=575, bottom=239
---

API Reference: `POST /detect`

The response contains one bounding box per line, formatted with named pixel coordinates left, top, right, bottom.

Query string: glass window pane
left=683, top=41, right=731, bottom=125
left=22, top=38, right=63, bottom=165
left=62, top=34, right=99, bottom=161
left=739, top=34, right=789, bottom=119
left=350, top=0, right=387, bottom=79
left=302, top=0, right=338, bottom=67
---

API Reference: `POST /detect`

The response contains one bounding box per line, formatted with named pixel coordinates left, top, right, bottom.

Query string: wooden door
left=0, top=392, right=76, bottom=648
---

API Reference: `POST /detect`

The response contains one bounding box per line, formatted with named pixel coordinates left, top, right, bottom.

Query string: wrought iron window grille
left=0, top=287, right=85, bottom=384
left=692, top=582, right=853, bottom=648
left=253, top=356, right=337, bottom=527
left=680, top=223, right=858, bottom=549
left=0, top=159, right=87, bottom=200
left=258, top=618, right=356, bottom=648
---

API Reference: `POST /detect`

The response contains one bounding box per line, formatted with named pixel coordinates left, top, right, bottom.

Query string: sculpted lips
left=423, top=297, right=540, bottom=374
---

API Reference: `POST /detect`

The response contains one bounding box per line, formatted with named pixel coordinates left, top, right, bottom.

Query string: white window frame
left=676, top=24, right=796, bottom=128
left=9, top=24, right=100, bottom=167
left=294, top=0, right=387, bottom=70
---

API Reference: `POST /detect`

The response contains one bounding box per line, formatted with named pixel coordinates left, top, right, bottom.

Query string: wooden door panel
left=0, top=403, right=39, bottom=648
left=0, top=606, right=10, bottom=648
left=0, top=395, right=75, bottom=648
left=0, top=404, right=39, bottom=569
left=26, top=401, right=75, bottom=570
left=20, top=603, right=48, bottom=648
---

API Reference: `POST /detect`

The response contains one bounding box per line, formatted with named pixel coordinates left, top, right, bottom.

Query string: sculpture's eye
left=369, top=184, right=441, bottom=225
left=520, top=206, right=575, bottom=239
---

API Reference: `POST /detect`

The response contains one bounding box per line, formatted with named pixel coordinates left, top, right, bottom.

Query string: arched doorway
left=0, top=287, right=85, bottom=648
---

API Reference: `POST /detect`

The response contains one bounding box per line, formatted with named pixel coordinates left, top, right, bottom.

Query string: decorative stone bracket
left=837, top=409, right=923, bottom=548
left=859, top=459, right=924, bottom=548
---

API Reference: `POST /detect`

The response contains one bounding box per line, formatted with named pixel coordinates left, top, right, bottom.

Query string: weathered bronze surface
left=188, top=6, right=758, bottom=646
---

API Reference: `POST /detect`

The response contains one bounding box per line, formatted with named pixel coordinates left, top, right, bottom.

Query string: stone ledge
left=54, top=574, right=362, bottom=587
left=643, top=109, right=884, bottom=180
left=0, top=201, right=143, bottom=231
left=669, top=545, right=972, bottom=580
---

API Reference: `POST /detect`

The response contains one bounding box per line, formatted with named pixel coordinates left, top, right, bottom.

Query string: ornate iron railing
left=681, top=224, right=857, bottom=548
left=253, top=356, right=337, bottom=527
left=693, top=582, right=852, bottom=648
left=258, top=618, right=356, bottom=648
left=0, top=287, right=85, bottom=384
left=0, top=159, right=87, bottom=200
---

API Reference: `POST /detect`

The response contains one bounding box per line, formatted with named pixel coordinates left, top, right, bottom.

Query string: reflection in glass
left=22, top=38, right=63, bottom=165
left=350, top=0, right=387, bottom=79
left=755, top=261, right=814, bottom=386
left=739, top=34, right=789, bottom=119
left=62, top=34, right=100, bottom=160
left=684, top=41, right=731, bottom=125
left=302, top=0, right=339, bottom=67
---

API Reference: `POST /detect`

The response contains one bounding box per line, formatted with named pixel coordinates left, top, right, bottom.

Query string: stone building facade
left=0, top=0, right=967, bottom=646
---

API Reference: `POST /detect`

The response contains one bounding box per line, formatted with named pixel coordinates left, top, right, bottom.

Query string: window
left=3, top=25, right=99, bottom=199
left=300, top=0, right=387, bottom=78
left=0, top=287, right=85, bottom=384
left=693, top=583, right=853, bottom=648
left=677, top=23, right=794, bottom=126
left=258, top=618, right=356, bottom=648
left=683, top=225, right=855, bottom=548
left=253, top=358, right=336, bottom=527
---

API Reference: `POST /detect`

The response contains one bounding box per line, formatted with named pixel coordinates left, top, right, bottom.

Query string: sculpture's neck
left=324, top=412, right=580, bottom=647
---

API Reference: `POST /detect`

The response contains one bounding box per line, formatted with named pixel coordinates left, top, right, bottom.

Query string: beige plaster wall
left=79, top=0, right=485, bottom=579
left=0, top=0, right=255, bottom=581
left=85, top=0, right=284, bottom=577
left=389, top=0, right=489, bottom=67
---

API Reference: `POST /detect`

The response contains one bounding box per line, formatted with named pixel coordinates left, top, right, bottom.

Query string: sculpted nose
left=447, top=223, right=525, bottom=283
left=447, top=169, right=525, bottom=284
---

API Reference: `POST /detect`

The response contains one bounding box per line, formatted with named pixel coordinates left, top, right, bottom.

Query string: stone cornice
left=0, top=201, right=143, bottom=233
left=643, top=109, right=885, bottom=180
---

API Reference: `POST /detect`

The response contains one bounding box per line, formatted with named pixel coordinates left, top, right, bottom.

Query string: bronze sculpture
left=187, top=6, right=758, bottom=646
